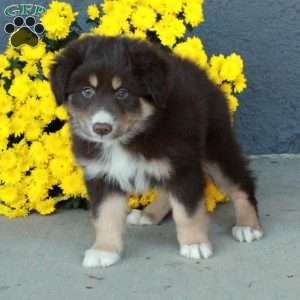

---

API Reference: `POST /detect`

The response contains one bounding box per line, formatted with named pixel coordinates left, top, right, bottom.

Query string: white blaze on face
left=92, top=110, right=114, bottom=125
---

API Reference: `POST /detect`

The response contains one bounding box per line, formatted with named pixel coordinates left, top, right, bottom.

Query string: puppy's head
left=50, top=36, right=170, bottom=143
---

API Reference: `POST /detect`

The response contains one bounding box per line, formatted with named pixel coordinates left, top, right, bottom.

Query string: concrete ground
left=1, top=156, right=300, bottom=300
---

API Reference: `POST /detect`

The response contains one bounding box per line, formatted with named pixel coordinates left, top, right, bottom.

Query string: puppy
left=50, top=36, right=263, bottom=268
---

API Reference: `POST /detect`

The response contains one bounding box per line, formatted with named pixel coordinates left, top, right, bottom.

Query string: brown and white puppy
left=50, top=36, right=263, bottom=268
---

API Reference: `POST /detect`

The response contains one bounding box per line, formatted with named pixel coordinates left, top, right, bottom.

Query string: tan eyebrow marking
left=112, top=76, right=122, bottom=90
left=89, top=74, right=98, bottom=88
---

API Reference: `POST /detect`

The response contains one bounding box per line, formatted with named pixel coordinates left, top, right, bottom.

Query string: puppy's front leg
left=83, top=180, right=128, bottom=268
left=169, top=169, right=213, bottom=260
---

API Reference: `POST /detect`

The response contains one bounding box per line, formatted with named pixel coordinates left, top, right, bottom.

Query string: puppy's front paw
left=180, top=243, right=213, bottom=260
left=126, top=209, right=153, bottom=225
left=82, top=248, right=120, bottom=268
left=232, top=226, right=263, bottom=243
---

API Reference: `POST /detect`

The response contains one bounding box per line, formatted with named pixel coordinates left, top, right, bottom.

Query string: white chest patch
left=80, top=143, right=172, bottom=194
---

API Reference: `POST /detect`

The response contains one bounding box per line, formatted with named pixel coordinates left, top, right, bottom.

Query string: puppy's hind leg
left=127, top=188, right=171, bottom=225
left=205, top=129, right=263, bottom=243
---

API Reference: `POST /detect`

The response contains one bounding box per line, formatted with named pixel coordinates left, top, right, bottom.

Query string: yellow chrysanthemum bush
left=0, top=0, right=247, bottom=218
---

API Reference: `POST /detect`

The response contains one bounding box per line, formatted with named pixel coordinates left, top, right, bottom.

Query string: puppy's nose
left=93, top=122, right=112, bottom=136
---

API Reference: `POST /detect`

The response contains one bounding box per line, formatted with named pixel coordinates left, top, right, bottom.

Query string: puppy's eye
left=81, top=87, right=95, bottom=98
left=115, top=88, right=129, bottom=101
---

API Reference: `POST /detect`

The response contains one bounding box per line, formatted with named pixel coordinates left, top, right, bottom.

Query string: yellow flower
left=220, top=83, right=232, bottom=95
left=0, top=149, right=17, bottom=170
left=173, top=37, right=208, bottom=69
left=205, top=179, right=227, bottom=212
left=41, top=1, right=78, bottom=40
left=4, top=45, right=18, bottom=59
left=60, top=171, right=86, bottom=196
left=0, top=186, right=19, bottom=204
left=19, top=41, right=46, bottom=63
left=23, top=63, right=39, bottom=77
left=207, top=55, right=226, bottom=85
left=35, top=199, right=56, bottom=215
left=26, top=182, right=48, bottom=204
left=31, top=168, right=50, bottom=186
left=0, top=54, right=9, bottom=73
left=0, top=114, right=10, bottom=139
left=10, top=114, right=27, bottom=136
left=101, top=0, right=115, bottom=14
left=220, top=53, right=244, bottom=81
left=55, top=105, right=69, bottom=120
left=93, top=15, right=122, bottom=36
left=0, top=138, right=8, bottom=151
left=19, top=97, right=40, bottom=120
left=42, top=132, right=67, bottom=155
left=38, top=95, right=57, bottom=124
left=234, top=74, right=247, bottom=93
left=93, top=0, right=133, bottom=36
left=209, top=54, right=225, bottom=72
left=87, top=4, right=100, bottom=20
left=140, top=190, right=157, bottom=206
left=0, top=53, right=12, bottom=79
left=41, top=51, right=56, bottom=78
left=164, top=0, right=183, bottom=14
left=0, top=87, right=13, bottom=114
left=183, top=0, right=204, bottom=27
left=59, top=123, right=72, bottom=140
left=207, top=68, right=222, bottom=85
left=24, top=120, right=43, bottom=141
left=131, top=6, right=156, bottom=31
left=128, top=196, right=140, bottom=209
left=147, top=0, right=164, bottom=14
left=126, top=29, right=147, bottom=40
left=0, top=203, right=28, bottom=218
left=148, top=0, right=180, bottom=14
left=29, top=141, right=49, bottom=164
left=1, top=167, right=22, bottom=185
left=13, top=141, right=31, bottom=172
left=155, top=14, right=185, bottom=47
left=8, top=73, right=32, bottom=102
left=227, top=95, right=239, bottom=114
left=49, top=157, right=73, bottom=178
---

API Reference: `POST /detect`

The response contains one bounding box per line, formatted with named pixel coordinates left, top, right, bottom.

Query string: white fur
left=82, top=248, right=120, bottom=268
left=84, top=143, right=172, bottom=194
left=92, top=110, right=114, bottom=125
left=232, top=226, right=263, bottom=243
left=126, top=209, right=153, bottom=225
left=180, top=243, right=213, bottom=259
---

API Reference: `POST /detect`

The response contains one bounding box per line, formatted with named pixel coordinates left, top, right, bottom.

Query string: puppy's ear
left=128, top=42, right=170, bottom=109
left=49, top=38, right=91, bottom=105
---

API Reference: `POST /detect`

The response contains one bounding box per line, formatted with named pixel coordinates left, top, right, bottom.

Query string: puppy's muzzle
left=92, top=122, right=113, bottom=136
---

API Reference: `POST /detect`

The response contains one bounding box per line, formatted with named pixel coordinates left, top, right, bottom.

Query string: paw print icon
left=4, top=16, right=44, bottom=47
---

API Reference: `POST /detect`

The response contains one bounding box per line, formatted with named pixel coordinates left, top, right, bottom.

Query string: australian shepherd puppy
left=50, top=36, right=263, bottom=268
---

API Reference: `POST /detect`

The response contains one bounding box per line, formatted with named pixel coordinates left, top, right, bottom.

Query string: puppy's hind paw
left=82, top=249, right=120, bottom=268
left=180, top=243, right=213, bottom=260
left=232, top=226, right=263, bottom=243
left=126, top=209, right=154, bottom=225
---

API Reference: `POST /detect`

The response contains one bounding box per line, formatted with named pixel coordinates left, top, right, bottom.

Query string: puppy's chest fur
left=78, top=143, right=171, bottom=194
